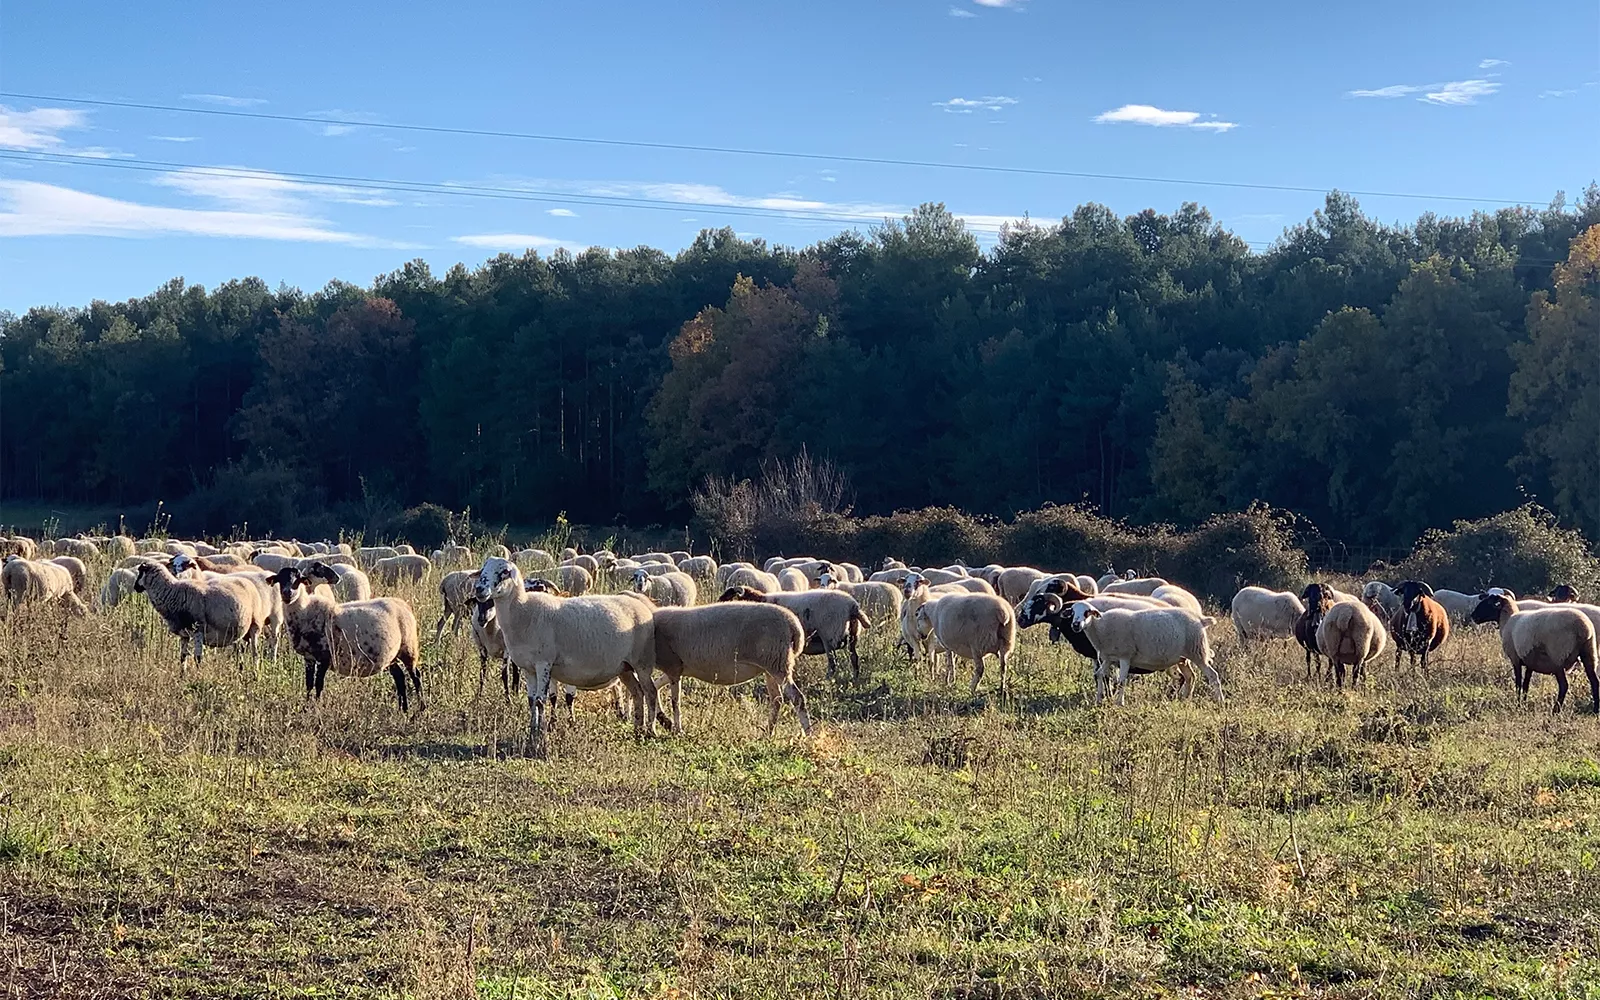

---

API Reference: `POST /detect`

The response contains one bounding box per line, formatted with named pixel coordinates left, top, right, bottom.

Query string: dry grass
left=3, top=569, right=1600, bottom=998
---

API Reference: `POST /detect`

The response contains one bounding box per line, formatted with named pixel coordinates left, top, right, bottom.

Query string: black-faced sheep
left=1471, top=595, right=1599, bottom=713
left=717, top=585, right=871, bottom=681
left=1391, top=580, right=1450, bottom=676
left=267, top=565, right=423, bottom=711
left=132, top=561, right=259, bottom=669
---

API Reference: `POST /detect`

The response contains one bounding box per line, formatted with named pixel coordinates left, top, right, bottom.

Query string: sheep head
left=1018, top=592, right=1063, bottom=628
left=264, top=566, right=310, bottom=602
left=717, top=585, right=766, bottom=603
left=305, top=561, right=341, bottom=587
left=630, top=567, right=649, bottom=591
left=901, top=572, right=928, bottom=599
left=1396, top=580, right=1433, bottom=610
left=1470, top=594, right=1514, bottom=626
left=1069, top=602, right=1101, bottom=632
left=475, top=556, right=520, bottom=603
left=1549, top=584, right=1579, bottom=603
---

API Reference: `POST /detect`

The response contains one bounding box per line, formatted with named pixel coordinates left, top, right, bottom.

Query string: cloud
left=1540, top=89, right=1578, bottom=98
left=153, top=166, right=397, bottom=212
left=1479, top=58, right=1510, bottom=69
left=948, top=6, right=976, bottom=15
left=1348, top=79, right=1499, bottom=105
left=524, top=179, right=907, bottom=224
left=973, top=0, right=1024, bottom=7
left=933, top=96, right=1019, bottom=114
left=546, top=208, right=578, bottom=217
left=0, top=106, right=88, bottom=150
left=0, top=179, right=408, bottom=245
left=182, top=94, right=267, bottom=107
left=306, top=109, right=385, bottom=137
left=1092, top=104, right=1237, bottom=131
left=149, top=135, right=199, bottom=143
left=452, top=233, right=582, bottom=252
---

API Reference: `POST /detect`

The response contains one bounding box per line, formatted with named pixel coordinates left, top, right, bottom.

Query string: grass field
left=3, top=573, right=1600, bottom=999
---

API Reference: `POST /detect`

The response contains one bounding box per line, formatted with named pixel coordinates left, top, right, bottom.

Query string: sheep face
left=1301, top=583, right=1334, bottom=610
left=475, top=557, right=520, bottom=602
left=472, top=598, right=496, bottom=629
left=901, top=573, right=927, bottom=599
left=631, top=568, right=649, bottom=592
left=1396, top=580, right=1433, bottom=610
left=1069, top=602, right=1101, bottom=632
left=818, top=571, right=835, bottom=587
left=1484, top=586, right=1517, bottom=600
left=1550, top=585, right=1579, bottom=603
left=717, top=586, right=765, bottom=603
left=305, top=562, right=341, bottom=588
left=1470, top=594, right=1514, bottom=625
left=1017, top=593, right=1061, bottom=629
left=265, top=566, right=309, bottom=602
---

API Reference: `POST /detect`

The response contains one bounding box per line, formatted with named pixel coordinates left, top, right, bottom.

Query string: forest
left=2, top=188, right=1597, bottom=548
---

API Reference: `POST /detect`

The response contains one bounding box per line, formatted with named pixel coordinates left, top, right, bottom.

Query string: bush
left=169, top=459, right=325, bottom=539
left=1393, top=504, right=1600, bottom=596
left=376, top=503, right=457, bottom=550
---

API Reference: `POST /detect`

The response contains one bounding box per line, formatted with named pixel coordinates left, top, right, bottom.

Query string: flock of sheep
left=3, top=531, right=1597, bottom=746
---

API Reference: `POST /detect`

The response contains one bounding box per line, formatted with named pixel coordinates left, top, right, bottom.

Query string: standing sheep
left=1471, top=595, right=1599, bottom=713
left=717, top=585, right=872, bottom=681
left=1069, top=602, right=1222, bottom=705
left=631, top=568, right=698, bottom=607
left=267, top=566, right=423, bottom=711
left=1230, top=586, right=1304, bottom=644
left=650, top=602, right=813, bottom=735
left=132, top=562, right=259, bottom=669
left=1391, top=581, right=1450, bottom=676
left=435, top=569, right=477, bottom=643
left=373, top=554, right=431, bottom=586
left=913, top=592, right=1017, bottom=696
left=1316, top=599, right=1389, bottom=688
left=2, top=556, right=89, bottom=616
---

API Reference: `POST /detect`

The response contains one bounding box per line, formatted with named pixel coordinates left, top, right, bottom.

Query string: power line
left=0, top=148, right=1572, bottom=266
left=0, top=90, right=1551, bottom=208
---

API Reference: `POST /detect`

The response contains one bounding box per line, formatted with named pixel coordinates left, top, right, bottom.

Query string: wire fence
left=1303, top=540, right=1413, bottom=577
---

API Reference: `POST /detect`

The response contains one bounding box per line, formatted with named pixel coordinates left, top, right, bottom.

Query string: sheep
left=996, top=567, right=1047, bottom=605
left=868, top=567, right=914, bottom=587
left=550, top=563, right=594, bottom=596
left=267, top=565, right=423, bottom=711
left=1230, top=587, right=1305, bottom=644
left=567, top=554, right=600, bottom=575
left=881, top=558, right=907, bottom=571
left=937, top=564, right=970, bottom=578
left=1431, top=589, right=1483, bottom=624
left=251, top=549, right=302, bottom=574
left=322, top=563, right=371, bottom=602
left=1103, top=576, right=1167, bottom=597
left=631, top=561, right=677, bottom=578
left=1390, top=581, right=1449, bottom=676
left=776, top=567, right=810, bottom=592
left=914, top=592, right=1017, bottom=696
left=1294, top=583, right=1352, bottom=681
left=99, top=567, right=139, bottom=608
left=47, top=556, right=90, bottom=599
left=475, top=556, right=658, bottom=741
left=1074, top=575, right=1100, bottom=595
left=515, top=548, right=557, bottom=571
left=819, top=570, right=903, bottom=625
left=372, top=554, right=431, bottom=586
left=135, top=538, right=164, bottom=554
left=713, top=562, right=752, bottom=589
left=936, top=577, right=996, bottom=596
left=838, top=562, right=864, bottom=584
left=559, top=546, right=578, bottom=561
left=171, top=554, right=285, bottom=659
left=717, top=585, right=872, bottom=681
left=1362, top=581, right=1403, bottom=621
left=54, top=538, right=100, bottom=562
left=1315, top=598, right=1389, bottom=688
left=356, top=546, right=400, bottom=570
left=1018, top=585, right=1186, bottom=666
left=132, top=561, right=258, bottom=669
left=1020, top=573, right=1086, bottom=607
left=667, top=550, right=692, bottom=565
left=724, top=566, right=781, bottom=593
left=2, top=556, right=89, bottom=616
left=1150, top=584, right=1202, bottom=617
left=679, top=555, right=717, bottom=582
left=484, top=544, right=512, bottom=560
left=916, top=568, right=967, bottom=587
left=1471, top=595, right=1598, bottom=713
left=434, top=543, right=473, bottom=569
left=637, top=552, right=675, bottom=566
left=1068, top=601, right=1222, bottom=705
left=631, top=567, right=698, bottom=607
left=1549, top=585, right=1580, bottom=603
left=435, top=569, right=477, bottom=643
left=2, top=537, right=38, bottom=560
left=785, top=559, right=840, bottom=587
left=105, top=535, right=137, bottom=560
left=651, top=602, right=813, bottom=735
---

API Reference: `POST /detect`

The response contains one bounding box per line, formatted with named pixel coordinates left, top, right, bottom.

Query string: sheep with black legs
left=717, top=585, right=871, bottom=681
left=1472, top=595, right=1599, bottom=713
left=266, top=565, right=423, bottom=711
left=650, top=602, right=813, bottom=735
left=171, top=554, right=284, bottom=659
left=1390, top=580, right=1450, bottom=676
left=132, top=561, right=258, bottom=669
left=1068, top=601, right=1222, bottom=705
left=476, top=556, right=658, bottom=744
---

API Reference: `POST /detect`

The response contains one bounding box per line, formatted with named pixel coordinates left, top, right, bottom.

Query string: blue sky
left=1, top=0, right=1596, bottom=311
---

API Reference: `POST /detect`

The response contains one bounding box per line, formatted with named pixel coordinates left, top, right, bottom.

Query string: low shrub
left=1393, top=503, right=1600, bottom=596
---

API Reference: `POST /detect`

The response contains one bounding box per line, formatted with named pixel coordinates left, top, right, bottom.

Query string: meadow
left=3, top=573, right=1600, bottom=999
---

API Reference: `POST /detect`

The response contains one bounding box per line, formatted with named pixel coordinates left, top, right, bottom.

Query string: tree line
left=2, top=188, right=1597, bottom=547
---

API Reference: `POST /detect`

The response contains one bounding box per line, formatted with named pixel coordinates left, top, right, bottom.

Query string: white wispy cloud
left=182, top=94, right=267, bottom=107
left=0, top=106, right=88, bottom=150
left=933, top=96, right=1019, bottom=114
left=149, top=135, right=199, bottom=143
left=948, top=6, right=976, bottom=16
left=1540, top=89, right=1578, bottom=98
left=1479, top=58, right=1510, bottom=69
left=0, top=179, right=407, bottom=246
left=521, top=179, right=907, bottom=223
left=1348, top=79, right=1499, bottom=105
left=306, top=109, right=385, bottom=137
left=1092, top=104, right=1237, bottom=131
left=153, top=167, right=396, bottom=211
left=452, top=233, right=582, bottom=252
left=973, top=0, right=1025, bottom=7
left=546, top=208, right=578, bottom=217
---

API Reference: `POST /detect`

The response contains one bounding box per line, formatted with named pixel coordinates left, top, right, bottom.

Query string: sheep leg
left=525, top=661, right=553, bottom=753
left=564, top=686, right=576, bottom=723
left=405, top=659, right=423, bottom=711
left=848, top=628, right=861, bottom=682
left=1115, top=659, right=1132, bottom=706
left=302, top=658, right=317, bottom=702
left=997, top=650, right=1009, bottom=701
left=823, top=644, right=839, bottom=681
left=389, top=663, right=409, bottom=713
left=784, top=676, right=813, bottom=736
left=763, top=674, right=783, bottom=735
left=192, top=632, right=204, bottom=668
left=631, top=664, right=659, bottom=736
left=1552, top=669, right=1569, bottom=714
left=663, top=673, right=683, bottom=733
left=432, top=614, right=449, bottom=647
left=476, top=649, right=489, bottom=696
left=969, top=653, right=985, bottom=696
left=1585, top=662, right=1600, bottom=715
left=616, top=670, right=651, bottom=737
left=1176, top=660, right=1195, bottom=699
left=315, top=661, right=330, bottom=699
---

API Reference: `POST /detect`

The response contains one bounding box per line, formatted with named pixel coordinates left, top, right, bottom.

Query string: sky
left=0, top=0, right=1596, bottom=311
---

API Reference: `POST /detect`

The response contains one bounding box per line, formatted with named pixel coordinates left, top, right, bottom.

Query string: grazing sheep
left=725, top=566, right=781, bottom=593
left=679, top=555, right=718, bottom=582
left=53, top=538, right=100, bottom=562
left=776, top=567, right=810, bottom=592
left=935, top=577, right=996, bottom=596
left=551, top=563, right=594, bottom=596
left=1230, top=587, right=1305, bottom=644
left=651, top=602, right=813, bottom=735
left=172, top=554, right=285, bottom=659
left=356, top=546, right=401, bottom=570
left=718, top=585, right=872, bottom=681
left=2, top=556, right=89, bottom=616
left=667, top=550, right=692, bottom=566
left=323, top=563, right=372, bottom=602
left=251, top=549, right=302, bottom=574
left=1549, top=585, right=1580, bottom=603
left=567, top=554, right=600, bottom=575
left=2, top=537, right=38, bottom=560
left=373, top=554, right=431, bottom=586
left=132, top=561, right=258, bottom=668
left=435, top=569, right=477, bottom=643
left=631, top=568, right=698, bottom=607
left=99, top=567, right=139, bottom=608
left=838, top=562, right=864, bottom=584
left=714, top=562, right=754, bottom=590
left=105, top=535, right=136, bottom=560
left=1431, top=589, right=1482, bottom=624
left=880, top=558, right=907, bottom=571
left=868, top=567, right=914, bottom=587
left=433, top=543, right=473, bottom=569
left=475, top=557, right=658, bottom=741
left=48, top=556, right=90, bottom=599
left=1069, top=602, right=1222, bottom=705
left=515, top=548, right=557, bottom=571
left=913, top=592, right=1016, bottom=695
left=484, top=544, right=512, bottom=560
left=1362, top=581, right=1403, bottom=621
left=819, top=571, right=903, bottom=625
left=996, top=567, right=1047, bottom=605
left=1150, top=584, right=1202, bottom=617
left=1103, top=576, right=1167, bottom=597
left=1315, top=599, right=1389, bottom=688
left=267, top=565, right=423, bottom=711
left=1390, top=580, right=1449, bottom=676
left=1472, top=595, right=1599, bottom=713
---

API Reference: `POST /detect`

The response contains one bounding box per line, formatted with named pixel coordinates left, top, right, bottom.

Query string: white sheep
left=267, top=565, right=423, bottom=711
left=1315, top=599, right=1389, bottom=688
left=99, top=567, right=139, bottom=608
left=1471, top=595, right=1598, bottom=712
left=995, top=567, right=1047, bottom=605
left=631, top=567, right=698, bottom=607
left=724, top=566, right=781, bottom=593
left=916, top=568, right=967, bottom=587
left=2, top=556, right=89, bottom=616
left=678, top=555, right=717, bottom=581
left=1069, top=602, right=1222, bottom=705
left=776, top=567, right=810, bottom=592
left=819, top=571, right=903, bottom=626
left=1229, top=586, right=1305, bottom=643
left=356, top=546, right=400, bottom=570
left=48, top=556, right=90, bottom=600
left=651, top=602, right=813, bottom=735
left=1432, top=589, right=1484, bottom=623
left=913, top=592, right=1016, bottom=695
left=2, top=537, right=38, bottom=560
left=476, top=557, right=658, bottom=742
left=1103, top=576, right=1167, bottom=597
left=714, top=562, right=755, bottom=590
left=1150, top=584, right=1203, bottom=617
left=171, top=554, right=285, bottom=660
left=132, top=561, right=259, bottom=669
left=1361, top=581, right=1403, bottom=620
left=54, top=538, right=101, bottom=562
left=719, top=585, right=872, bottom=680
left=435, top=569, right=477, bottom=643
left=567, top=554, right=600, bottom=575
left=373, top=554, right=431, bottom=586
left=552, top=563, right=594, bottom=596
left=515, top=548, right=557, bottom=571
